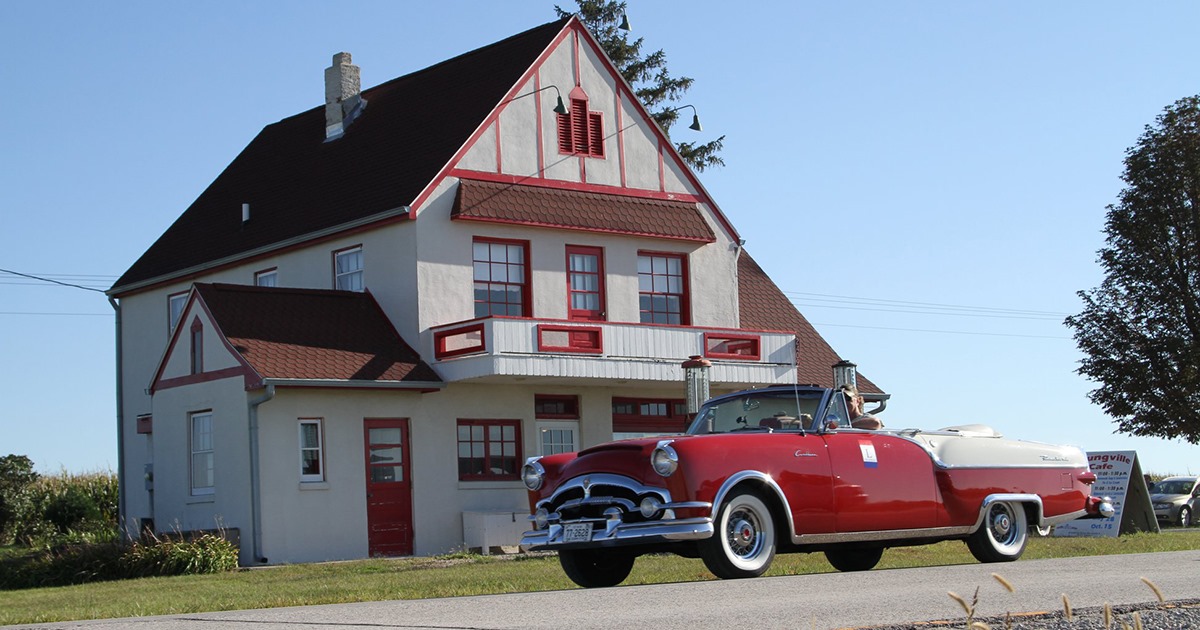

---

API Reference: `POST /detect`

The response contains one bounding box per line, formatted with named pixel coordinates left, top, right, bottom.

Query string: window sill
left=457, top=480, right=524, bottom=491
left=299, top=481, right=329, bottom=491
left=186, top=495, right=215, bottom=504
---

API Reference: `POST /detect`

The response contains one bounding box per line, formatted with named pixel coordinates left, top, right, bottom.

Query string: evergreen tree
left=1065, top=95, right=1200, bottom=443
left=556, top=0, right=725, bottom=171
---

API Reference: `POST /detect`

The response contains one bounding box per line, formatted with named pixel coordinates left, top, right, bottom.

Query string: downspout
left=248, top=384, right=275, bottom=563
left=108, top=296, right=127, bottom=542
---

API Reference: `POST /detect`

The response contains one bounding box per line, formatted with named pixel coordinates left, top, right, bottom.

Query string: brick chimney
left=324, top=52, right=366, bottom=140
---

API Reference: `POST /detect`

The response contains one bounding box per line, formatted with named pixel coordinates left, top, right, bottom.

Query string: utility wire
left=0, top=268, right=108, bottom=293
left=783, top=290, right=1070, bottom=317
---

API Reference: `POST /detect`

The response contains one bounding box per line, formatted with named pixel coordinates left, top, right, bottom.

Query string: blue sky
left=1, top=1, right=1197, bottom=475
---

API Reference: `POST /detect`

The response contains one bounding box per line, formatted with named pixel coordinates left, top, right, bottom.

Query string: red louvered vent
left=556, top=96, right=605, bottom=158
left=588, top=112, right=604, bottom=157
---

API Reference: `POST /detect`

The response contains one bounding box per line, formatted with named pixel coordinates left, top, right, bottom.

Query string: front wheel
left=558, top=549, right=635, bottom=588
left=700, top=491, right=776, bottom=579
left=966, top=501, right=1028, bottom=563
left=1178, top=506, right=1192, bottom=528
left=825, top=547, right=883, bottom=572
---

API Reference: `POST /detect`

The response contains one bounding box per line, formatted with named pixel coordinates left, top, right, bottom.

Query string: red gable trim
left=148, top=288, right=264, bottom=394
left=448, top=169, right=701, bottom=203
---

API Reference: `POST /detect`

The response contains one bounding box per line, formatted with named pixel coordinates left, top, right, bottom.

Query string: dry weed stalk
left=1062, top=593, right=1073, bottom=621
left=991, top=573, right=1015, bottom=593
left=1139, top=576, right=1164, bottom=603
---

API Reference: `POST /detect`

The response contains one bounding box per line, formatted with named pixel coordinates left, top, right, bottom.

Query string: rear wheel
left=558, top=549, right=635, bottom=588
left=967, top=501, right=1028, bottom=563
left=700, top=491, right=776, bottom=579
left=825, top=547, right=884, bottom=572
left=1178, top=506, right=1192, bottom=528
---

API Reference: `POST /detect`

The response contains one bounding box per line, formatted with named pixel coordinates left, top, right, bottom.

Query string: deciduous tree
left=1066, top=95, right=1200, bottom=443
left=556, top=0, right=725, bottom=171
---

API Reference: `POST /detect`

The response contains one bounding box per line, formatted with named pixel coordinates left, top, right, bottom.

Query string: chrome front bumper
left=520, top=516, right=714, bottom=551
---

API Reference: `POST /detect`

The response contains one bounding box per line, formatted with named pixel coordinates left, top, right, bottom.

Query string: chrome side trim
left=972, top=494, right=1043, bottom=532
left=710, top=471, right=797, bottom=537
left=1042, top=508, right=1089, bottom=527
left=792, top=526, right=973, bottom=545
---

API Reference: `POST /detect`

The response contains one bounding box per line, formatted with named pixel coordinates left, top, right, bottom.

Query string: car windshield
left=687, top=390, right=825, bottom=434
left=1154, top=479, right=1196, bottom=495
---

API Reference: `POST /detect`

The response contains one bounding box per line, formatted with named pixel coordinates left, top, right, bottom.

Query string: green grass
left=2, top=531, right=1198, bottom=626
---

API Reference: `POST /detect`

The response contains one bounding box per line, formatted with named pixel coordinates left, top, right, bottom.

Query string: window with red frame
left=473, top=238, right=530, bottom=317
left=557, top=97, right=604, bottom=157
left=535, top=394, right=580, bottom=419
left=637, top=252, right=689, bottom=324
left=456, top=419, right=521, bottom=480
left=611, top=397, right=689, bottom=434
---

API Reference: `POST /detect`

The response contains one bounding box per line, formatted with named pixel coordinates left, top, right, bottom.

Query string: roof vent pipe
left=324, top=52, right=367, bottom=141
left=242, top=203, right=250, bottom=224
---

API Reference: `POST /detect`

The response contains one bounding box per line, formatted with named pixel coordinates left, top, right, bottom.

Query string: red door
left=566, top=245, right=605, bottom=321
left=823, top=432, right=937, bottom=532
left=364, top=418, right=413, bottom=556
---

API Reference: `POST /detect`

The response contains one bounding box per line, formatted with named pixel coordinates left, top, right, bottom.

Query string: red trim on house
left=428, top=314, right=792, bottom=336
left=565, top=244, right=605, bottom=321
left=702, top=332, right=762, bottom=361
left=658, top=142, right=667, bottom=193
left=434, top=323, right=487, bottom=359
left=493, top=112, right=502, bottom=174
left=616, top=91, right=626, bottom=188
left=149, top=289, right=266, bottom=394
left=472, top=236, right=532, bottom=317
left=456, top=214, right=713, bottom=243
left=534, top=394, right=580, bottom=419
left=190, top=318, right=204, bottom=375
left=534, top=74, right=546, bottom=177
left=612, top=396, right=689, bottom=433
left=638, top=250, right=691, bottom=326
left=408, top=22, right=576, bottom=215
left=156, top=366, right=250, bottom=392
left=136, top=414, right=153, bottom=435
left=456, top=418, right=523, bottom=481
left=447, top=169, right=702, bottom=203
left=537, top=324, right=603, bottom=354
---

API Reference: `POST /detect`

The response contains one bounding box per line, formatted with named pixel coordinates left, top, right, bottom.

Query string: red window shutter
left=588, top=112, right=604, bottom=156
left=556, top=112, right=573, bottom=154
left=571, top=98, right=588, bottom=153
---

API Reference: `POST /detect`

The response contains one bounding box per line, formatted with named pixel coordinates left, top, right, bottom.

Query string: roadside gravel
left=869, top=598, right=1200, bottom=629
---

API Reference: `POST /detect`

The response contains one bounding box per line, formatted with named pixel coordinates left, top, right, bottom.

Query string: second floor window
left=335, top=246, right=363, bottom=292
left=168, top=292, right=187, bottom=333
left=473, top=238, right=529, bottom=317
left=255, top=268, right=278, bottom=287
left=638, top=252, right=689, bottom=325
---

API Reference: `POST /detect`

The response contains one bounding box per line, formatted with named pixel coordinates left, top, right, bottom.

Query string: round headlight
left=522, top=460, right=545, bottom=491
left=534, top=507, right=550, bottom=529
left=651, top=443, right=679, bottom=477
left=639, top=496, right=663, bottom=518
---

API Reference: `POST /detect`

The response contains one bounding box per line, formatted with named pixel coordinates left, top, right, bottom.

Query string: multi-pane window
left=566, top=246, right=604, bottom=321
left=255, top=268, right=278, bottom=287
left=537, top=422, right=578, bottom=456
left=168, top=292, right=188, bottom=332
left=456, top=419, right=521, bottom=481
left=334, top=246, right=363, bottom=292
left=612, top=397, right=688, bottom=439
left=535, top=394, right=579, bottom=456
left=299, top=419, right=324, bottom=482
left=190, top=412, right=214, bottom=495
left=557, top=97, right=604, bottom=157
left=473, top=238, right=529, bottom=317
left=638, top=252, right=688, bottom=324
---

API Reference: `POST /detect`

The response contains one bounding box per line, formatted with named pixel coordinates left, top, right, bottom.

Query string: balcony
left=429, top=317, right=796, bottom=388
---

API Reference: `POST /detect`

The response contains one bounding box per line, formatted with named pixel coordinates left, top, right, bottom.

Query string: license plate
left=563, top=523, right=592, bottom=543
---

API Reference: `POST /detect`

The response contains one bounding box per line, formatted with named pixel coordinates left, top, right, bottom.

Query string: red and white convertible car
left=520, top=385, right=1113, bottom=587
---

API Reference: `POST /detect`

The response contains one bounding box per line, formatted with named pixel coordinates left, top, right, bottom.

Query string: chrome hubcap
left=728, top=510, right=761, bottom=558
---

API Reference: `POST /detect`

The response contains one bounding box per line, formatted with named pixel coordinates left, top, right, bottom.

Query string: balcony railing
left=429, top=317, right=796, bottom=387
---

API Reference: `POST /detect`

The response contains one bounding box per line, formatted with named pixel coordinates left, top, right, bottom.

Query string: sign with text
left=1053, top=450, right=1157, bottom=537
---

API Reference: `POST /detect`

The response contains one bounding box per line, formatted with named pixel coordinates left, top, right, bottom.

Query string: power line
left=788, top=299, right=1065, bottom=321
left=0, top=311, right=112, bottom=317
left=809, top=320, right=1073, bottom=340
left=0, top=269, right=109, bottom=293
left=782, top=290, right=1071, bottom=317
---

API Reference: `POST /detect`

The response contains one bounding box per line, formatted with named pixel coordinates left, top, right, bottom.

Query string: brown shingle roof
left=737, top=251, right=881, bottom=394
left=113, top=19, right=570, bottom=293
left=195, top=283, right=441, bottom=385
left=453, top=179, right=716, bottom=242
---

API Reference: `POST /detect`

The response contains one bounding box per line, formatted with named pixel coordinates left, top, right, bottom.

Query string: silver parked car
left=1151, top=476, right=1199, bottom=527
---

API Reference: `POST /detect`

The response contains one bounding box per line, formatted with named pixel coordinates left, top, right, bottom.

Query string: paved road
left=17, top=550, right=1200, bottom=630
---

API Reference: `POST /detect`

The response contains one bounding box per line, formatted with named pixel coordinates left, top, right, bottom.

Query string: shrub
left=44, top=487, right=101, bottom=533
left=121, top=533, right=240, bottom=577
left=0, top=455, right=39, bottom=545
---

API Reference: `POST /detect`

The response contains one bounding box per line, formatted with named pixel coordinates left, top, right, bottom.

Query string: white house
left=107, top=16, right=882, bottom=565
